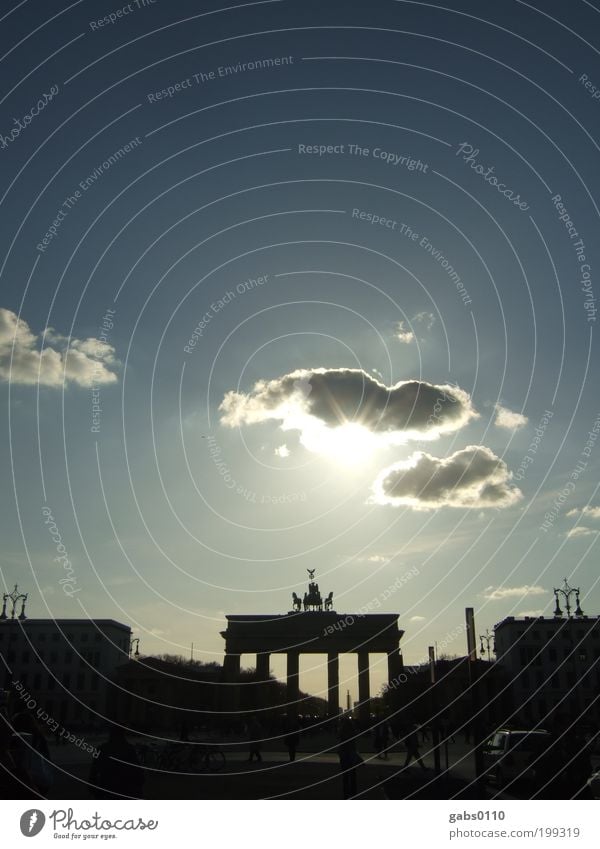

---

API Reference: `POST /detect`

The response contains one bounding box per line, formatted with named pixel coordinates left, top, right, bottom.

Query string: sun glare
left=302, top=422, right=378, bottom=467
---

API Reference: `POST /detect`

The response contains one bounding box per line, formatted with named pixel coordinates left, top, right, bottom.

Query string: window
left=21, top=651, right=30, bottom=664
left=91, top=674, right=99, bottom=691
left=49, top=651, right=58, bottom=664
left=33, top=673, right=41, bottom=689
left=549, top=648, right=557, bottom=662
left=63, top=673, right=71, bottom=689
left=64, top=650, right=73, bottom=664
left=47, top=675, right=55, bottom=691
left=76, top=673, right=85, bottom=690
left=94, top=633, right=102, bottom=642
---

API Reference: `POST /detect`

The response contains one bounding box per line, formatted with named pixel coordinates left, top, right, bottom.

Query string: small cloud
left=413, top=311, right=436, bottom=330
left=372, top=445, right=522, bottom=510
left=274, top=444, right=290, bottom=458
left=566, top=526, right=599, bottom=539
left=395, top=322, right=415, bottom=344
left=494, top=404, right=528, bottom=430
left=409, top=615, right=426, bottom=622
left=367, top=554, right=389, bottom=564
left=395, top=312, right=435, bottom=345
left=0, top=307, right=118, bottom=388
left=567, top=506, right=600, bottom=520
left=482, top=584, right=546, bottom=601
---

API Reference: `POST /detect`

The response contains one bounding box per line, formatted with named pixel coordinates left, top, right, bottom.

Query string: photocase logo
left=19, top=810, right=46, bottom=837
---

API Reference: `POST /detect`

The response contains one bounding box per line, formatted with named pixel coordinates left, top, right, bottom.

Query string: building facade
left=494, top=614, right=600, bottom=727
left=0, top=618, right=131, bottom=728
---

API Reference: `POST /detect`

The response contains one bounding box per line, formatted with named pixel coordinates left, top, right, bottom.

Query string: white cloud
left=567, top=506, right=600, bottom=520
left=482, top=584, right=546, bottom=601
left=395, top=312, right=435, bottom=345
left=409, top=615, right=426, bottom=622
left=372, top=445, right=522, bottom=510
left=274, top=444, right=290, bottom=458
left=566, top=526, right=599, bottom=539
left=494, top=404, right=528, bottom=430
left=395, top=322, right=415, bottom=344
left=0, top=307, right=118, bottom=388
left=220, top=368, right=478, bottom=455
left=366, top=554, right=389, bottom=564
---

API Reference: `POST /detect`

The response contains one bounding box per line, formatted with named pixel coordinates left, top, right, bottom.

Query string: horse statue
left=292, top=592, right=302, bottom=612
left=324, top=591, right=334, bottom=611
left=305, top=582, right=322, bottom=611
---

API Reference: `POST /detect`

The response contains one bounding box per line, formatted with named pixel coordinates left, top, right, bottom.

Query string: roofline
left=494, top=614, right=600, bottom=628
left=0, top=618, right=131, bottom=630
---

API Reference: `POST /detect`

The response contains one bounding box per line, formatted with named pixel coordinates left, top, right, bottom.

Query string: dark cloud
left=219, top=367, right=477, bottom=443
left=372, top=445, right=522, bottom=510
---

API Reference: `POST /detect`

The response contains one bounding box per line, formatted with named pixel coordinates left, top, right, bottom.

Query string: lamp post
left=479, top=629, right=495, bottom=663
left=1, top=585, right=28, bottom=690
left=553, top=578, right=584, bottom=618
left=0, top=584, right=28, bottom=620
left=129, top=638, right=140, bottom=659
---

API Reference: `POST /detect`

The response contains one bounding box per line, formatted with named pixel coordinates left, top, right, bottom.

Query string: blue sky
left=1, top=0, right=599, bottom=702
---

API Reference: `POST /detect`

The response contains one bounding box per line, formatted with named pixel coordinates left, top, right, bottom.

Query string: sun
left=302, top=422, right=378, bottom=467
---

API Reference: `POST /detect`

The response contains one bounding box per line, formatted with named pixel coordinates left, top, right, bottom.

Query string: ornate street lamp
left=129, top=637, right=140, bottom=659
left=479, top=628, right=495, bottom=662
left=553, top=578, right=584, bottom=618
left=0, top=584, right=28, bottom=620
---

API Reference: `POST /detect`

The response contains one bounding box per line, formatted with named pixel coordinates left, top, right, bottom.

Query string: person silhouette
left=403, top=725, right=427, bottom=770
left=337, top=717, right=362, bottom=798
left=284, top=718, right=300, bottom=762
left=246, top=716, right=263, bottom=762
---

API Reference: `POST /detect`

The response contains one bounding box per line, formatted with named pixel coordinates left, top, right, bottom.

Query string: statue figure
left=307, top=569, right=316, bottom=580
left=324, top=591, right=334, bottom=611
left=303, top=592, right=309, bottom=611
left=292, top=592, right=302, bottom=612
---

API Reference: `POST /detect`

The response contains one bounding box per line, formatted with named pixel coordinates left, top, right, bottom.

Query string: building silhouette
left=0, top=618, right=131, bottom=728
left=494, top=613, right=600, bottom=727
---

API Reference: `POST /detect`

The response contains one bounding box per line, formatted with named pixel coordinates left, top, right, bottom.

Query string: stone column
left=222, top=653, right=241, bottom=712
left=327, top=652, right=340, bottom=717
left=286, top=651, right=300, bottom=717
left=256, top=651, right=270, bottom=709
left=387, top=647, right=404, bottom=686
left=357, top=651, right=370, bottom=722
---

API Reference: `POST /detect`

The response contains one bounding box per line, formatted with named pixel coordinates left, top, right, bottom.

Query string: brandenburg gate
left=221, top=571, right=404, bottom=721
